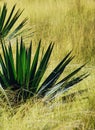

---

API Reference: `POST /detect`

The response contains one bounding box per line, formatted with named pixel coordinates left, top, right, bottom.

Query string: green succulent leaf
left=31, top=42, right=54, bottom=93
left=44, top=73, right=89, bottom=101
left=0, top=3, right=28, bottom=41
left=37, top=51, right=73, bottom=96
left=30, top=40, right=41, bottom=86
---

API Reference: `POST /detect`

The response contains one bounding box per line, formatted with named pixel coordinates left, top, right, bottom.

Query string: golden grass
left=0, top=0, right=95, bottom=130
left=0, top=87, right=95, bottom=130
left=1, top=0, right=95, bottom=62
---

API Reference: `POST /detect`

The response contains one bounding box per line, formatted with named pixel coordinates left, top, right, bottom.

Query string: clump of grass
left=0, top=89, right=94, bottom=130
left=80, top=89, right=95, bottom=130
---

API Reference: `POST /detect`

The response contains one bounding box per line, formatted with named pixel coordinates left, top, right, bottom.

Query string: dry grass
left=1, top=0, right=95, bottom=62
left=0, top=87, right=95, bottom=130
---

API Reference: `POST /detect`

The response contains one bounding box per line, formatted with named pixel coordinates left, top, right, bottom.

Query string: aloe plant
left=0, top=3, right=31, bottom=42
left=0, top=38, right=88, bottom=102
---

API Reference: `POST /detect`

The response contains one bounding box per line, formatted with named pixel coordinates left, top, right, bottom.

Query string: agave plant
left=0, top=38, right=88, bottom=102
left=0, top=3, right=32, bottom=42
